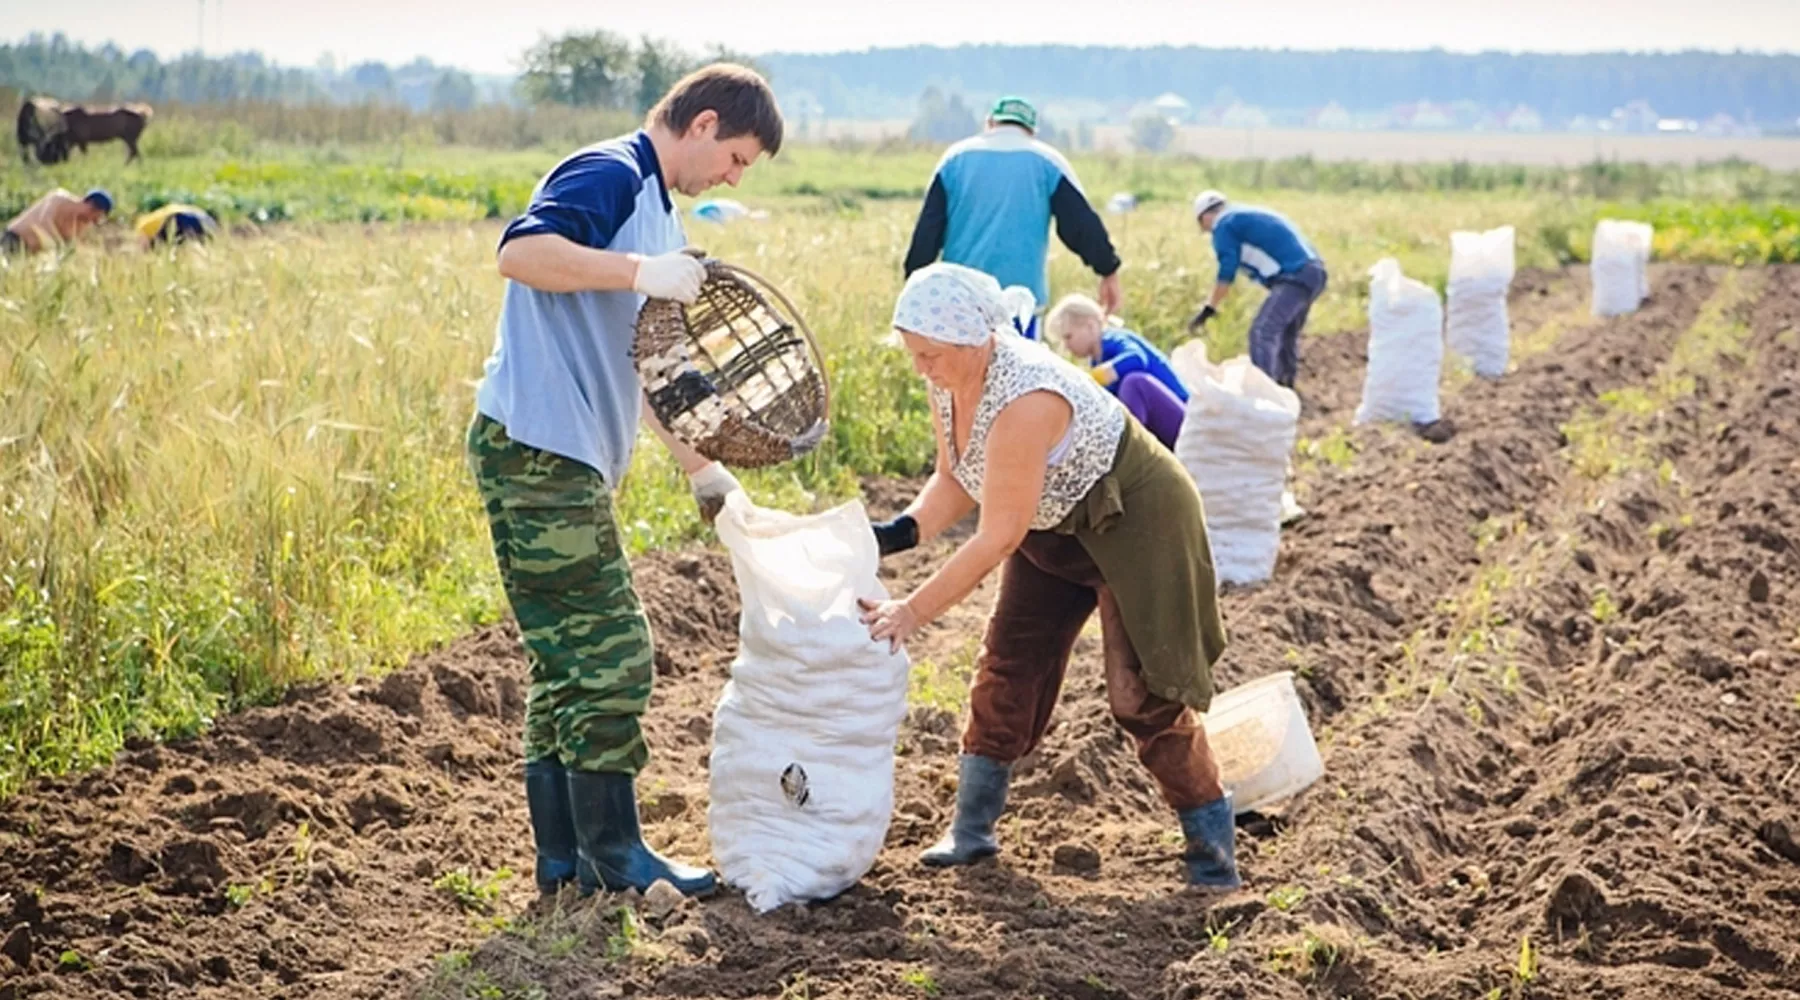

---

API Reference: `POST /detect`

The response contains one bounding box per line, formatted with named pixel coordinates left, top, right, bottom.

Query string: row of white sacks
left=1373, top=218, right=1654, bottom=396
left=1168, top=247, right=1460, bottom=585
left=1174, top=219, right=1652, bottom=585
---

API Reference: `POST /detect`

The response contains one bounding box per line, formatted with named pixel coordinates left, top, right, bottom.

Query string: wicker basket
left=634, top=260, right=831, bottom=469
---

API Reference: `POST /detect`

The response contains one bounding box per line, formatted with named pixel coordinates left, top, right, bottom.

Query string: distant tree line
left=764, top=45, right=1800, bottom=123
left=2, top=34, right=327, bottom=104
left=0, top=34, right=493, bottom=110
left=11, top=34, right=1797, bottom=128
left=0, top=32, right=761, bottom=114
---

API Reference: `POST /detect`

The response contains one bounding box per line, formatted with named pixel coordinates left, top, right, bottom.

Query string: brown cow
left=59, top=103, right=153, bottom=163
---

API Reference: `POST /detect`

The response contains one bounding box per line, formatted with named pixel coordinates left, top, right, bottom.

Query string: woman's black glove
left=1187, top=304, right=1218, bottom=333
left=871, top=514, right=919, bottom=557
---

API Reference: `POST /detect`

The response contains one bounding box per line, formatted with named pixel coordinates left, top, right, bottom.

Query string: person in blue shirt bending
left=1186, top=190, right=1328, bottom=389
left=468, top=64, right=783, bottom=903
left=904, top=95, right=1123, bottom=338
left=1047, top=292, right=1190, bottom=449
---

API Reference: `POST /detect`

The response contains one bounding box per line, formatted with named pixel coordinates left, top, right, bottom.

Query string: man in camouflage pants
left=468, top=417, right=661, bottom=774
left=467, top=64, right=784, bottom=899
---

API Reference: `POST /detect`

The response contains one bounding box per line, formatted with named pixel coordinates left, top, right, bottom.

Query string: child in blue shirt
left=1045, top=293, right=1189, bottom=448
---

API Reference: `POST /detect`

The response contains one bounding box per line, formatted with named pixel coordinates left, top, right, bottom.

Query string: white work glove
left=631, top=251, right=706, bottom=304
left=688, top=461, right=742, bottom=524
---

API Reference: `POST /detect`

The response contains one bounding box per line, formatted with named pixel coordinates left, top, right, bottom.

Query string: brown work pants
left=962, top=531, right=1225, bottom=810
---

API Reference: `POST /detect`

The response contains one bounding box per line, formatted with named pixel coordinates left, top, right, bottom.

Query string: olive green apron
left=1051, top=417, right=1228, bottom=711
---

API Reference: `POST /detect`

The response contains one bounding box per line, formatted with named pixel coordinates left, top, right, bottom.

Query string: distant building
left=1505, top=105, right=1544, bottom=131
left=1448, top=100, right=1486, bottom=130
left=1656, top=117, right=1698, bottom=133
left=1219, top=101, right=1270, bottom=129
left=1702, top=113, right=1760, bottom=137
left=1309, top=101, right=1353, bottom=129
left=1610, top=100, right=1659, bottom=133
left=1390, top=100, right=1453, bottom=129
left=1149, top=92, right=1192, bottom=124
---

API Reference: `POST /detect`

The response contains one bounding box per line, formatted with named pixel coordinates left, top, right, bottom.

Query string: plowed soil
left=4, top=266, right=1798, bottom=1000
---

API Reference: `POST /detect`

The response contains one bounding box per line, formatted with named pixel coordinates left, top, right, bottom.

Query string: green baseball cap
left=989, top=95, right=1038, bottom=132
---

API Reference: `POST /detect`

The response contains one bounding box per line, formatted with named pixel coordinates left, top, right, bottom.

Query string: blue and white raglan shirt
left=903, top=126, right=1119, bottom=310
left=1097, top=328, right=1190, bottom=403
left=1210, top=206, right=1319, bottom=288
left=474, top=131, right=685, bottom=487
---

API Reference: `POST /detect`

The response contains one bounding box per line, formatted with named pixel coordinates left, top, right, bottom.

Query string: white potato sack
left=708, top=492, right=911, bottom=912
left=1446, top=225, right=1516, bottom=378
left=1170, top=341, right=1301, bottom=585
left=1592, top=219, right=1654, bottom=317
left=1356, top=258, right=1445, bottom=426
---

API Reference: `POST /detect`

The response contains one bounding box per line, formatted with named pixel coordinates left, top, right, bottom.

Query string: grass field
left=2, top=136, right=1798, bottom=797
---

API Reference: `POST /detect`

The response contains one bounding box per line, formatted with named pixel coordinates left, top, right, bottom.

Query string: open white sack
left=1592, top=219, right=1654, bottom=317
left=707, top=492, right=911, bottom=912
left=1170, top=341, right=1301, bottom=585
left=1446, top=225, right=1516, bottom=378
left=1355, top=258, right=1444, bottom=426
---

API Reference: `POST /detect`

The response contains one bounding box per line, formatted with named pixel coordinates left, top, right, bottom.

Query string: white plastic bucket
left=1202, top=670, right=1324, bottom=814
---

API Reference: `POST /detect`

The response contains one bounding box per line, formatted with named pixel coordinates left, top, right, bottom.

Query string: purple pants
left=1117, top=372, right=1186, bottom=449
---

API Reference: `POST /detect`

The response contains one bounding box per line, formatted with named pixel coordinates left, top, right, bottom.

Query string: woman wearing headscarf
left=857, top=262, right=1240, bottom=891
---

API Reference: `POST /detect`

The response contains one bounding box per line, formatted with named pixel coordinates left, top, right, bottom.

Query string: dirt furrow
left=4, top=267, right=1798, bottom=1000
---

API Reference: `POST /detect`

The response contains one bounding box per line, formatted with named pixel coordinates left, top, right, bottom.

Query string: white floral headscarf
left=891, top=262, right=1013, bottom=347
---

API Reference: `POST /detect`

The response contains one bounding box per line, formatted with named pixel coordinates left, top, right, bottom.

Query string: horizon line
left=6, top=32, right=1799, bottom=73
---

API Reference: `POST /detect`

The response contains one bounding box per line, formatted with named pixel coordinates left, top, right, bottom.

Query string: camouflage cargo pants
left=466, top=413, right=653, bottom=774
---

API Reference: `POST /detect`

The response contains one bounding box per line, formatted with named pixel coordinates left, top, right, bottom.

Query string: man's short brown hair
left=648, top=63, right=784, bottom=157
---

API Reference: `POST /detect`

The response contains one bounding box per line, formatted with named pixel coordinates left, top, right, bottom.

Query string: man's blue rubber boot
left=566, top=769, right=717, bottom=897
left=920, top=754, right=1011, bottom=867
left=1177, top=793, right=1243, bottom=891
left=524, top=758, right=579, bottom=895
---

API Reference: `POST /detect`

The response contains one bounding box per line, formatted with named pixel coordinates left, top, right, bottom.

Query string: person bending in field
left=903, top=95, right=1124, bottom=339
left=466, top=63, right=783, bottom=900
left=2, top=187, right=112, bottom=254
left=135, top=202, right=218, bottom=248
left=1186, top=190, right=1327, bottom=390
left=1045, top=292, right=1189, bottom=450
left=861, top=263, right=1240, bottom=893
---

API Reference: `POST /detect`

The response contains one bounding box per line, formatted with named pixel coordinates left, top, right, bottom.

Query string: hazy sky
left=14, top=0, right=1800, bottom=74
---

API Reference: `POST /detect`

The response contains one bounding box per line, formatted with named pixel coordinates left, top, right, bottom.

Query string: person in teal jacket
left=904, top=96, right=1123, bottom=336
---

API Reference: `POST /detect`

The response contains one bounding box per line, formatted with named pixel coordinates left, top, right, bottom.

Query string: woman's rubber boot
left=524, top=758, right=579, bottom=895
left=920, top=754, right=1011, bottom=867
left=565, top=769, right=717, bottom=897
left=1177, top=793, right=1243, bottom=891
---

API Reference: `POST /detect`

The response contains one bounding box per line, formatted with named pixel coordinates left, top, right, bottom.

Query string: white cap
left=1192, top=189, right=1227, bottom=218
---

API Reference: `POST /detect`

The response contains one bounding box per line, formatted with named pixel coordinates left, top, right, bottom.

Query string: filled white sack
left=708, top=492, right=910, bottom=913
left=1355, top=257, right=1444, bottom=425
left=1171, top=341, right=1301, bottom=585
